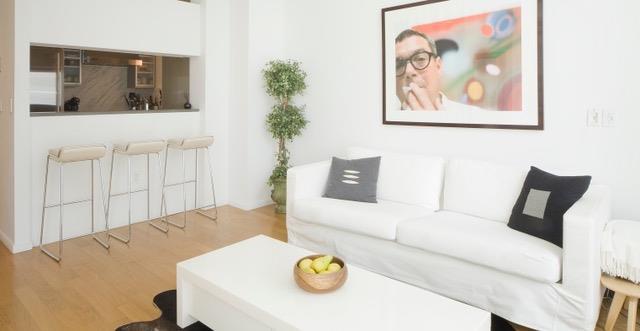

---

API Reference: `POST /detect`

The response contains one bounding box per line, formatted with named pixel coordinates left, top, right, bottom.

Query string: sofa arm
left=562, top=185, right=611, bottom=317
left=286, top=160, right=331, bottom=214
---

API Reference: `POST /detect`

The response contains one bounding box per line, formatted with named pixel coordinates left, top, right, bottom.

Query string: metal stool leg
left=150, top=148, right=170, bottom=233
left=196, top=146, right=218, bottom=221
left=104, top=151, right=116, bottom=242
left=39, top=155, right=50, bottom=251
left=167, top=149, right=188, bottom=229
left=91, top=158, right=110, bottom=248
left=40, top=160, right=63, bottom=262
left=91, top=159, right=109, bottom=249
left=109, top=153, right=132, bottom=244
left=39, top=155, right=63, bottom=262
left=194, top=148, right=198, bottom=213
left=182, top=149, right=187, bottom=227
left=147, top=153, right=150, bottom=220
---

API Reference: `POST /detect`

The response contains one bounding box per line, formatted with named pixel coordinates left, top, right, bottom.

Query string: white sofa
left=286, top=147, right=611, bottom=331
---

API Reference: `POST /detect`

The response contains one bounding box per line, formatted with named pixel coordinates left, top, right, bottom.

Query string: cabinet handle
left=57, top=51, right=62, bottom=112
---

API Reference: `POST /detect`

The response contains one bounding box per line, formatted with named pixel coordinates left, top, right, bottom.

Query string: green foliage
left=263, top=60, right=307, bottom=103
left=263, top=60, right=308, bottom=188
left=268, top=164, right=289, bottom=187
left=266, top=105, right=308, bottom=141
left=268, top=146, right=290, bottom=187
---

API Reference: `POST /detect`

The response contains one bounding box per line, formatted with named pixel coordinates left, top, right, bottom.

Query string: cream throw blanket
left=601, top=220, right=640, bottom=284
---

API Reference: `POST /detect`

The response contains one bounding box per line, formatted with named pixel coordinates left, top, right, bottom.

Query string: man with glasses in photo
left=395, top=29, right=480, bottom=111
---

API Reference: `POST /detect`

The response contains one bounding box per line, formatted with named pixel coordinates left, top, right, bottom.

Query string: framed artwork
left=382, top=0, right=543, bottom=130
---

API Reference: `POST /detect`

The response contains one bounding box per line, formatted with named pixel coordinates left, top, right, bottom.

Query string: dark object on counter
left=64, top=97, right=80, bottom=111
left=183, top=91, right=191, bottom=109
left=126, top=93, right=143, bottom=110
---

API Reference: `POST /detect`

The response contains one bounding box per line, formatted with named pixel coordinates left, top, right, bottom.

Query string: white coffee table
left=177, top=235, right=490, bottom=331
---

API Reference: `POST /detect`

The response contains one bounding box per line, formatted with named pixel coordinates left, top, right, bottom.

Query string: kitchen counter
left=30, top=109, right=199, bottom=117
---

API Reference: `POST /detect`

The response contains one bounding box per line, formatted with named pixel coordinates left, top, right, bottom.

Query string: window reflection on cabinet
left=128, top=55, right=155, bottom=88
left=63, top=49, right=82, bottom=85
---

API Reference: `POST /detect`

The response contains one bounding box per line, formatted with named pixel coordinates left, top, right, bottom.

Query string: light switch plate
left=603, top=112, right=616, bottom=127
left=587, top=109, right=602, bottom=127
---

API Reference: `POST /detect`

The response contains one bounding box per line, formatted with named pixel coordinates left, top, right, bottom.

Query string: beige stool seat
left=602, top=274, right=640, bottom=331
left=167, top=136, right=214, bottom=150
left=114, top=140, right=166, bottom=155
left=48, top=145, right=107, bottom=163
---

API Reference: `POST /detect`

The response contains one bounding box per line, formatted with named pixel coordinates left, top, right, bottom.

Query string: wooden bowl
left=293, top=254, right=348, bottom=293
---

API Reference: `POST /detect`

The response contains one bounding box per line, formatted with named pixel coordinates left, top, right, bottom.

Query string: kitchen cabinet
left=63, top=49, right=82, bottom=85
left=128, top=55, right=155, bottom=88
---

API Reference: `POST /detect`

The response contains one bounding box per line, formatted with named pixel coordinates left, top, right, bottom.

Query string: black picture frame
left=382, top=0, right=544, bottom=130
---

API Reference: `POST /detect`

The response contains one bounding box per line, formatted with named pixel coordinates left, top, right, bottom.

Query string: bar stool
left=106, top=140, right=166, bottom=244
left=40, top=144, right=109, bottom=262
left=153, top=136, right=218, bottom=232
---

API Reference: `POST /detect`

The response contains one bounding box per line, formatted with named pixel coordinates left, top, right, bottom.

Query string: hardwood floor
left=0, top=205, right=285, bottom=330
left=0, top=205, right=632, bottom=330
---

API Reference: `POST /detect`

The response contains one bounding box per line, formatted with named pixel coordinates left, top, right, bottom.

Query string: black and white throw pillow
left=323, top=156, right=381, bottom=203
left=508, top=166, right=591, bottom=247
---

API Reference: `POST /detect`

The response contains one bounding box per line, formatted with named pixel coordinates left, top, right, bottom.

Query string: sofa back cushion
left=348, top=147, right=444, bottom=210
left=443, top=158, right=527, bottom=223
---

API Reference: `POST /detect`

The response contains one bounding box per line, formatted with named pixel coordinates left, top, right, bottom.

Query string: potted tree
left=263, top=60, right=308, bottom=214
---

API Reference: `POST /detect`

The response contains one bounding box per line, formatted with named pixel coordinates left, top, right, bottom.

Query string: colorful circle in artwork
left=486, top=10, right=516, bottom=40
left=481, top=24, right=494, bottom=38
left=465, top=79, right=485, bottom=102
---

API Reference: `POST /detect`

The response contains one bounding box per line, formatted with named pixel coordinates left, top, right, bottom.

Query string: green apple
left=327, top=263, right=341, bottom=273
left=298, top=258, right=313, bottom=270
left=311, top=255, right=333, bottom=273
left=319, top=270, right=331, bottom=274
left=301, top=267, right=316, bottom=274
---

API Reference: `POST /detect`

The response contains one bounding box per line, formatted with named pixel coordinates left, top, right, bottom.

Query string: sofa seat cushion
left=396, top=211, right=562, bottom=283
left=292, top=197, right=435, bottom=240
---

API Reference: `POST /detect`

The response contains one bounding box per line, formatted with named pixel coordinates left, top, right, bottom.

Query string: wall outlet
left=603, top=111, right=616, bottom=127
left=587, top=109, right=602, bottom=127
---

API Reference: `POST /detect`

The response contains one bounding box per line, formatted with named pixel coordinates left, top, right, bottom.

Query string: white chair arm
left=286, top=160, right=331, bottom=214
left=562, top=184, right=611, bottom=319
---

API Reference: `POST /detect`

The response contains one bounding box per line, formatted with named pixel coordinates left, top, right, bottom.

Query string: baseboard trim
left=229, top=199, right=273, bottom=211
left=0, top=230, right=31, bottom=253
left=12, top=241, right=33, bottom=253
left=0, top=229, right=13, bottom=252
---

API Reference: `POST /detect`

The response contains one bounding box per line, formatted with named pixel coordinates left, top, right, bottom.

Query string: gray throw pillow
left=323, top=156, right=381, bottom=203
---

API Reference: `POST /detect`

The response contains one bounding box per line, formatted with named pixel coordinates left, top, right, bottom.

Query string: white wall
left=283, top=0, right=640, bottom=220
left=227, top=0, right=287, bottom=210
left=195, top=0, right=231, bottom=221
left=8, top=0, right=227, bottom=252
left=0, top=0, right=15, bottom=250
left=27, top=0, right=201, bottom=56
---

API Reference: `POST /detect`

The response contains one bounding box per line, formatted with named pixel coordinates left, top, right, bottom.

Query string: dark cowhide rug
left=116, top=289, right=514, bottom=331
left=116, top=290, right=212, bottom=331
